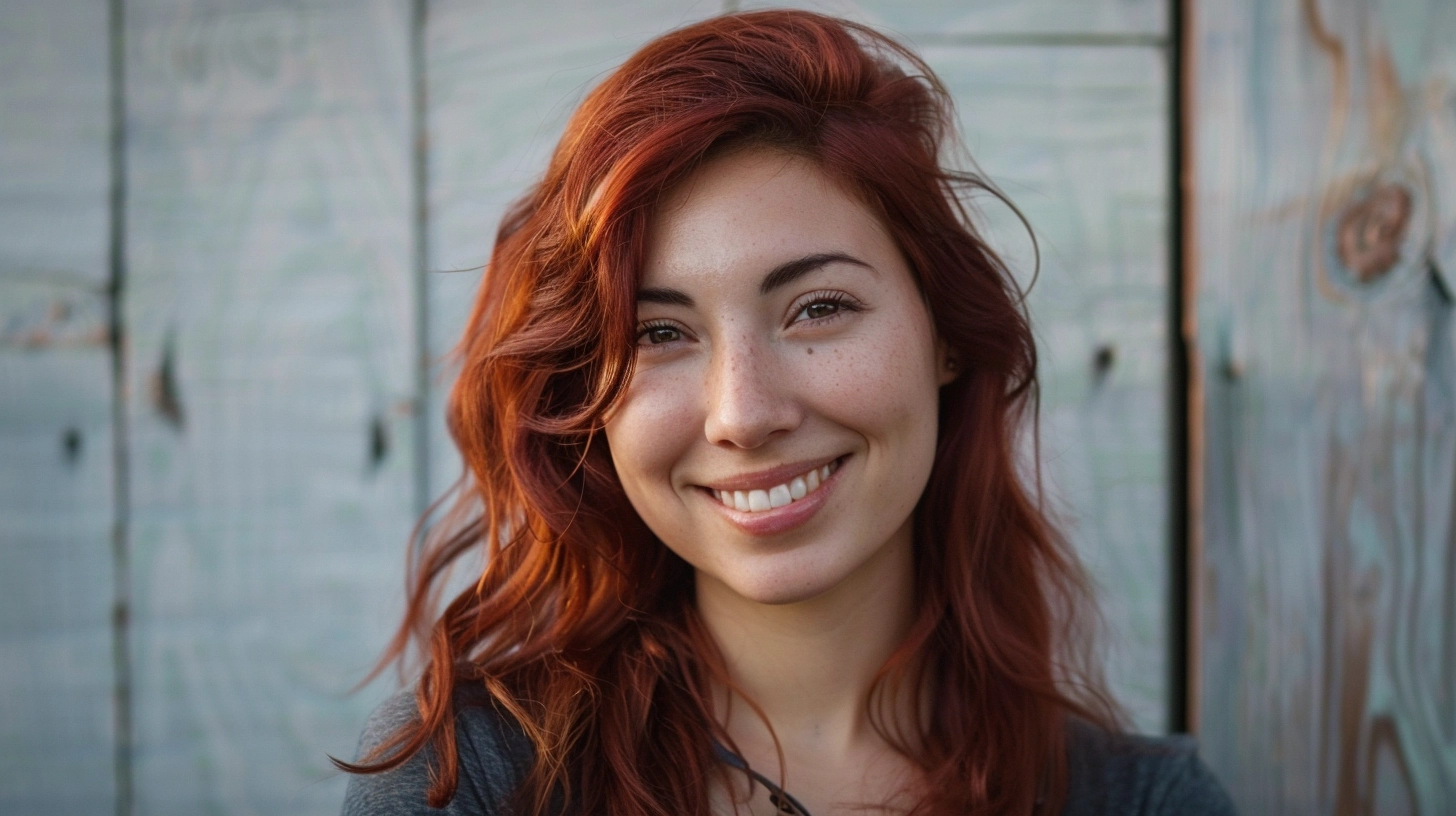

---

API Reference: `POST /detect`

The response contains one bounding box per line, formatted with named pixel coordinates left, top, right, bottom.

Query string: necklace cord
left=711, top=740, right=814, bottom=816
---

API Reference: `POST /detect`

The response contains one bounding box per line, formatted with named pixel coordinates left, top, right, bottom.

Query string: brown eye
left=643, top=326, right=681, bottom=345
left=803, top=301, right=839, bottom=320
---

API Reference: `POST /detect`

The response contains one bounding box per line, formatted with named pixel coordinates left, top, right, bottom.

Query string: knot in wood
left=1336, top=182, right=1412, bottom=283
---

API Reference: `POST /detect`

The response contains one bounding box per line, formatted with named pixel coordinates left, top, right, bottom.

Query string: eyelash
left=788, top=290, right=861, bottom=325
left=635, top=319, right=683, bottom=348
left=633, top=291, right=862, bottom=348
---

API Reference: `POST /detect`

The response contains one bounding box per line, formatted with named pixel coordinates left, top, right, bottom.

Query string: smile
left=708, top=458, right=842, bottom=513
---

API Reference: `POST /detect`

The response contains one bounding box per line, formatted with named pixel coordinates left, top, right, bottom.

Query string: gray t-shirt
left=341, top=689, right=1238, bottom=815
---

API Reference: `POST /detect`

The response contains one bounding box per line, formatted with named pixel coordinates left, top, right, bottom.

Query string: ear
left=936, top=339, right=960, bottom=386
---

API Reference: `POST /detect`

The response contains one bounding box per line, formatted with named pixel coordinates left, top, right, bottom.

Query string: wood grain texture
left=0, top=285, right=115, bottom=815
left=424, top=0, right=717, bottom=497
left=0, top=1, right=111, bottom=288
left=0, top=2, right=116, bottom=813
left=123, top=1, right=417, bottom=812
left=925, top=44, right=1171, bottom=734
left=735, top=0, right=1166, bottom=39
left=1193, top=0, right=1456, bottom=811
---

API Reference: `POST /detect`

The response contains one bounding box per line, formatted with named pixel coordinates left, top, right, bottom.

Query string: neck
left=695, top=521, right=919, bottom=761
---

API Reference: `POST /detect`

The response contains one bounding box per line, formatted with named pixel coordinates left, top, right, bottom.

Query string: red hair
left=341, top=10, right=1119, bottom=814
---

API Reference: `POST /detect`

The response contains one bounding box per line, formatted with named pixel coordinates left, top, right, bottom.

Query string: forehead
left=641, top=148, right=896, bottom=287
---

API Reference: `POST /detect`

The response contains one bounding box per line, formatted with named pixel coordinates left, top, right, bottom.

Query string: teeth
left=769, top=484, right=791, bottom=508
left=789, top=477, right=806, bottom=500
left=713, top=459, right=839, bottom=514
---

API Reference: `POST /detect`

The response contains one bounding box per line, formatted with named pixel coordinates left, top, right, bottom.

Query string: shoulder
left=339, top=684, right=535, bottom=816
left=1059, top=718, right=1239, bottom=816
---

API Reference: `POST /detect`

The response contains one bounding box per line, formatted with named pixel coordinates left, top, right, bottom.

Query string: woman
left=340, top=10, right=1235, bottom=816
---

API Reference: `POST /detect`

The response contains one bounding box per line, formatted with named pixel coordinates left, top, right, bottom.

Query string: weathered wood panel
left=0, top=1, right=112, bottom=282
left=123, top=1, right=417, bottom=812
left=926, top=44, right=1171, bottom=734
left=0, top=284, right=115, bottom=814
left=0, top=2, right=116, bottom=813
left=424, top=0, right=715, bottom=497
left=1193, top=0, right=1456, bottom=811
left=735, top=0, right=1166, bottom=39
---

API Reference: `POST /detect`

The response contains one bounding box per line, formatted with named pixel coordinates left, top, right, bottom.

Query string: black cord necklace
left=712, top=740, right=814, bottom=816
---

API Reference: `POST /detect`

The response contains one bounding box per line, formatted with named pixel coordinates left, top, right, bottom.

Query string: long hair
left=339, top=10, right=1119, bottom=814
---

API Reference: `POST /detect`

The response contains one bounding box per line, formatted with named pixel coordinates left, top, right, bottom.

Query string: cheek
left=604, top=365, right=701, bottom=502
left=795, top=316, right=941, bottom=435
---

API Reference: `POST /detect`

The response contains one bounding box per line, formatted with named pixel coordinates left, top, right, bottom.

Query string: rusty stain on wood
left=0, top=294, right=110, bottom=349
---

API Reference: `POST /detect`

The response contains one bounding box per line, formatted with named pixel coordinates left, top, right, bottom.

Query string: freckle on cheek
left=806, top=348, right=813, bottom=355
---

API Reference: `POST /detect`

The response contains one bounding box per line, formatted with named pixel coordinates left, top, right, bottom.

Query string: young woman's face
left=604, top=148, right=952, bottom=607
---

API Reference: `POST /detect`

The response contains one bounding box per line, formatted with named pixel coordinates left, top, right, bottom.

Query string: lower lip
left=702, top=457, right=846, bottom=537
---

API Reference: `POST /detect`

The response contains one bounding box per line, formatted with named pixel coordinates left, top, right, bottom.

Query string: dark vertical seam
left=1166, top=0, right=1191, bottom=735
left=107, top=0, right=134, bottom=812
left=411, top=0, right=431, bottom=521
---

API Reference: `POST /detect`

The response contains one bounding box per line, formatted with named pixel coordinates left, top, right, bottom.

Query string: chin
left=719, top=561, right=851, bottom=606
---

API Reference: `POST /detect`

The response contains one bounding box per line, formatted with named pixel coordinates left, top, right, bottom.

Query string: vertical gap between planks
left=1177, top=0, right=1204, bottom=737
left=411, top=0, right=431, bottom=521
left=107, top=0, right=134, bottom=812
left=1167, top=0, right=1194, bottom=736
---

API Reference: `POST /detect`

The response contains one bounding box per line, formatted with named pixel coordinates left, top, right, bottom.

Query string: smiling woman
left=609, top=149, right=948, bottom=608
left=337, top=10, right=1234, bottom=816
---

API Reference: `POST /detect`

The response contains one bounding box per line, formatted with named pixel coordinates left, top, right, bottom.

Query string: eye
left=801, top=300, right=841, bottom=320
left=637, top=322, right=683, bottom=346
left=789, top=291, right=860, bottom=325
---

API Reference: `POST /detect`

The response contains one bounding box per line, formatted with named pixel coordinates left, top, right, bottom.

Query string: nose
left=702, top=334, right=803, bottom=449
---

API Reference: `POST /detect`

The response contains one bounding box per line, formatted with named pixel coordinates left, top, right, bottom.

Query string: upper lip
left=696, top=454, right=844, bottom=493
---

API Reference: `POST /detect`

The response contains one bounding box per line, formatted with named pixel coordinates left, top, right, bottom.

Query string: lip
left=698, top=454, right=844, bottom=493
left=699, top=455, right=847, bottom=537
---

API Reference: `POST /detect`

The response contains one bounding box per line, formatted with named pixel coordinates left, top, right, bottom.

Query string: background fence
left=0, top=0, right=1451, bottom=813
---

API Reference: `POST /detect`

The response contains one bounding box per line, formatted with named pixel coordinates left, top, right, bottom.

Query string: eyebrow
left=636, top=252, right=873, bottom=307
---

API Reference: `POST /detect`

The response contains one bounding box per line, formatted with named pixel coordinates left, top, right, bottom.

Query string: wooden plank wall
left=1192, top=0, right=1456, bottom=812
left=2, top=0, right=1174, bottom=812
left=122, top=1, right=418, bottom=812
left=0, top=2, right=117, bottom=814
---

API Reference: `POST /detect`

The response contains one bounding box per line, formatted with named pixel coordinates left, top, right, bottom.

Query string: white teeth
left=769, top=484, right=792, bottom=508
left=789, top=477, right=807, bottom=500
left=714, top=459, right=839, bottom=513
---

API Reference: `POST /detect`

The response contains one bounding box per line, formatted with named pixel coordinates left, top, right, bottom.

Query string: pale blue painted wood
left=122, top=1, right=418, bottom=812
left=926, top=44, right=1171, bottom=734
left=0, top=2, right=116, bottom=813
left=424, top=0, right=718, bottom=499
left=735, top=0, right=1166, bottom=39
left=0, top=1, right=111, bottom=287
left=1194, top=0, right=1456, bottom=811
left=0, top=285, right=115, bottom=816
